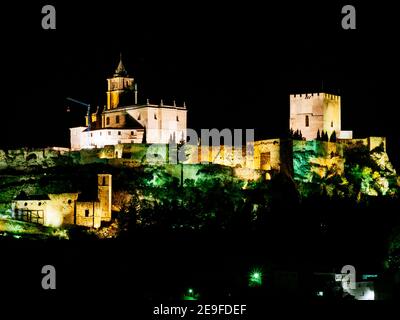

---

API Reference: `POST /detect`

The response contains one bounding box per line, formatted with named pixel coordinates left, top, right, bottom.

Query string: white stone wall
left=338, top=130, right=353, bottom=139
left=72, top=102, right=187, bottom=149
left=127, top=105, right=187, bottom=144
left=87, top=129, right=143, bottom=148
left=70, top=127, right=89, bottom=151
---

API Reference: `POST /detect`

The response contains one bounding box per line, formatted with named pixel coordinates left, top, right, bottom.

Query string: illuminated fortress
left=68, top=57, right=386, bottom=179
left=0, top=57, right=393, bottom=230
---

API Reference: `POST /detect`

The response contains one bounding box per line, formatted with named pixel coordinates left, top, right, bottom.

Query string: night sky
left=2, top=1, right=399, bottom=168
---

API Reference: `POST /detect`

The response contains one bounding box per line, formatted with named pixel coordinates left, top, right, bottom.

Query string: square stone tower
left=98, top=174, right=112, bottom=222
left=106, top=54, right=135, bottom=109
left=290, top=93, right=347, bottom=141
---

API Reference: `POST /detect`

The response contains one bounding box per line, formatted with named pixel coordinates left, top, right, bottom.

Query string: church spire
left=114, top=53, right=128, bottom=77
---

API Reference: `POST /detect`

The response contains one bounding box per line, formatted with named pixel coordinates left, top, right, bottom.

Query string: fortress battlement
left=290, top=93, right=340, bottom=101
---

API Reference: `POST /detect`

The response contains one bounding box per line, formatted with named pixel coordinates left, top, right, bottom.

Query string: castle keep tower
left=106, top=54, right=135, bottom=109
left=98, top=174, right=112, bottom=222
left=289, top=93, right=352, bottom=141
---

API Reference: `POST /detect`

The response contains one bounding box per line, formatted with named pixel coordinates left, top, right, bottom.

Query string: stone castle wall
left=0, top=137, right=389, bottom=176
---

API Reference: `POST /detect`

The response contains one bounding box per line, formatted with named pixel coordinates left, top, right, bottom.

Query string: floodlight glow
left=249, top=267, right=263, bottom=287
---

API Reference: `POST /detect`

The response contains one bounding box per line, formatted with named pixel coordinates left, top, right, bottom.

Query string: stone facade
left=75, top=201, right=101, bottom=228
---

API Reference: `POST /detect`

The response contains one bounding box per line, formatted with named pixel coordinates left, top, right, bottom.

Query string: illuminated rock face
left=290, top=93, right=353, bottom=141
left=292, top=138, right=398, bottom=198
left=293, top=140, right=345, bottom=182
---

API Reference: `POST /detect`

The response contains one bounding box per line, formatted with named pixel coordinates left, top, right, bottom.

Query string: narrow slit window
left=305, top=115, right=310, bottom=127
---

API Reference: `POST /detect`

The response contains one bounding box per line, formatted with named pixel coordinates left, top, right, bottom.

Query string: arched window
left=305, top=115, right=309, bottom=127
left=331, top=121, right=333, bottom=128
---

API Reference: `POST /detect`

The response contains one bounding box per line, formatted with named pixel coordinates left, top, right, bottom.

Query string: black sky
left=2, top=1, right=399, bottom=168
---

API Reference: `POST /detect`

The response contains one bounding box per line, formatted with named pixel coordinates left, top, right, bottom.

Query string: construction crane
left=66, top=97, right=91, bottom=131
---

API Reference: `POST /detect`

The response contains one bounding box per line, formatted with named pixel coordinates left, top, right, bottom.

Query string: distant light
left=359, top=289, right=375, bottom=301
left=362, top=274, right=378, bottom=280
left=46, top=208, right=63, bottom=227
left=182, top=288, right=198, bottom=301
left=317, top=291, right=324, bottom=297
left=249, top=267, right=263, bottom=287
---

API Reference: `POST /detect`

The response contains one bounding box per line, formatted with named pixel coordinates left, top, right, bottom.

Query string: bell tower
left=98, top=174, right=112, bottom=222
left=106, top=54, right=135, bottom=109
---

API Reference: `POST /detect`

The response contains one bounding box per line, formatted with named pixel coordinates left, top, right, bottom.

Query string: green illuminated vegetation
left=293, top=141, right=398, bottom=199
left=0, top=140, right=399, bottom=241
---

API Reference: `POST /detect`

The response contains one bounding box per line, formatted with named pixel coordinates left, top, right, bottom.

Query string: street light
left=183, top=287, right=198, bottom=300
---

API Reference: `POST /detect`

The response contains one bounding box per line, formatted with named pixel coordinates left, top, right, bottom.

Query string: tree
left=322, top=131, right=329, bottom=142
left=289, top=128, right=294, bottom=139
left=317, top=129, right=321, bottom=141
left=330, top=131, right=337, bottom=142
left=142, top=126, right=147, bottom=144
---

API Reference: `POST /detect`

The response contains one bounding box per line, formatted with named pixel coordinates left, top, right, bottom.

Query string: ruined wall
left=13, top=199, right=48, bottom=225
left=0, top=147, right=71, bottom=171
left=248, top=139, right=281, bottom=171
left=75, top=201, right=101, bottom=228
left=339, top=137, right=387, bottom=152
left=47, top=193, right=79, bottom=225
left=12, top=193, right=79, bottom=227
left=98, top=174, right=112, bottom=222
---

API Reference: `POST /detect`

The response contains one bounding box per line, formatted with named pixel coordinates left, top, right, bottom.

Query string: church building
left=70, top=56, right=187, bottom=150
